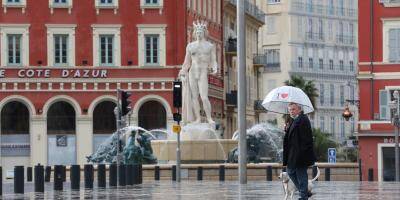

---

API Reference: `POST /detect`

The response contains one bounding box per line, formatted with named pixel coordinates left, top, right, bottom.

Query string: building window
left=338, top=0, right=344, bottom=16
left=379, top=90, right=389, bottom=120
left=340, top=85, right=344, bottom=106
left=320, top=83, right=324, bottom=105
left=92, top=25, right=121, bottom=67
left=319, top=59, right=323, bottom=69
left=320, top=116, right=325, bottom=132
left=54, top=0, right=67, bottom=3
left=7, top=34, right=22, bottom=66
left=95, top=0, right=118, bottom=14
left=99, top=35, right=114, bottom=65
left=330, top=84, right=334, bottom=106
left=50, top=0, right=72, bottom=14
left=350, top=118, right=355, bottom=134
left=388, top=29, right=400, bottom=63
left=298, top=57, right=303, bottom=68
left=140, top=0, right=164, bottom=14
left=349, top=61, right=354, bottom=71
left=308, top=58, right=313, bottom=68
left=267, top=16, right=276, bottom=34
left=318, top=19, right=323, bottom=40
left=267, top=0, right=280, bottom=4
left=306, top=0, right=313, bottom=13
left=46, top=25, right=76, bottom=67
left=2, top=0, right=26, bottom=13
left=137, top=24, right=166, bottom=67
left=54, top=35, right=68, bottom=65
left=328, top=0, right=334, bottom=15
left=331, top=116, right=335, bottom=136
left=350, top=85, right=355, bottom=102
left=339, top=60, right=344, bottom=71
left=329, top=59, right=334, bottom=70
left=340, top=118, right=345, bottom=140
left=265, top=49, right=280, bottom=66
left=100, top=0, right=113, bottom=4
left=145, top=0, right=158, bottom=5
left=308, top=18, right=313, bottom=39
left=145, top=35, right=159, bottom=65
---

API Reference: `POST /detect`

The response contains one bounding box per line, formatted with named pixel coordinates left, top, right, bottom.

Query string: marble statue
left=179, top=20, right=218, bottom=125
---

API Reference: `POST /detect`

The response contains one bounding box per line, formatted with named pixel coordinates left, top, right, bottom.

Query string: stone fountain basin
left=151, top=139, right=237, bottom=163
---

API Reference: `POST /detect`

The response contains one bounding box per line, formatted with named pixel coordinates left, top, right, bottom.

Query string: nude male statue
left=179, top=20, right=218, bottom=124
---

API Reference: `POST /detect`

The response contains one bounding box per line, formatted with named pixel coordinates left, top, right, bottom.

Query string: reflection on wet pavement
left=2, top=181, right=400, bottom=199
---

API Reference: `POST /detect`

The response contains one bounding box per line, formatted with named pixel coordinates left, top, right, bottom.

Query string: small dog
left=278, top=167, right=320, bottom=200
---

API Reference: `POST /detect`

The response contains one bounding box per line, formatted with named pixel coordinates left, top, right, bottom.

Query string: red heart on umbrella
left=280, top=93, right=289, bottom=99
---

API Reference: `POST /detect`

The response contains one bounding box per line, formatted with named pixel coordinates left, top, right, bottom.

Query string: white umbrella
left=262, top=86, right=314, bottom=114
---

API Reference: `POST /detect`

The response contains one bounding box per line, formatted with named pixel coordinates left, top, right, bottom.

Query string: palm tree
left=284, top=75, right=319, bottom=109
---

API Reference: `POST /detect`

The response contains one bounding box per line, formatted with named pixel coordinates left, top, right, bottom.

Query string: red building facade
left=0, top=0, right=223, bottom=172
left=358, top=0, right=400, bottom=181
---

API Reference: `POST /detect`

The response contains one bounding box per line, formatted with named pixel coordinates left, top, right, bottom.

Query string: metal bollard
left=197, top=167, right=203, bottom=181
left=133, top=164, right=140, bottom=185
left=154, top=166, right=160, bottom=181
left=45, top=166, right=51, bottom=182
left=118, top=164, right=126, bottom=186
left=98, top=164, right=106, bottom=188
left=34, top=165, right=44, bottom=193
left=266, top=166, right=272, bottom=181
left=172, top=165, right=177, bottom=181
left=109, top=164, right=117, bottom=187
left=219, top=165, right=225, bottom=181
left=27, top=167, right=32, bottom=182
left=62, top=165, right=66, bottom=182
left=84, top=165, right=94, bottom=189
left=139, top=164, right=143, bottom=184
left=126, top=164, right=134, bottom=186
left=14, top=166, right=24, bottom=194
left=325, top=168, right=331, bottom=181
left=312, top=166, right=318, bottom=181
left=54, top=165, right=63, bottom=191
left=70, top=165, right=80, bottom=190
left=368, top=168, right=374, bottom=182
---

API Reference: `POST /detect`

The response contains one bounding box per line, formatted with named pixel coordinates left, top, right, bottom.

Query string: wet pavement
left=1, top=181, right=400, bottom=199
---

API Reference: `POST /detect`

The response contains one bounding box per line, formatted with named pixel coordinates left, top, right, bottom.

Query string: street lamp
left=389, top=90, right=400, bottom=182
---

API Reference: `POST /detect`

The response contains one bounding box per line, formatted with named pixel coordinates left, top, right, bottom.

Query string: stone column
left=76, top=116, right=92, bottom=165
left=30, top=115, right=47, bottom=166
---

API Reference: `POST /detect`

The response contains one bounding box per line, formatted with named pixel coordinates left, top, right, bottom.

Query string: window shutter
left=388, top=29, right=397, bottom=62
left=379, top=90, right=389, bottom=120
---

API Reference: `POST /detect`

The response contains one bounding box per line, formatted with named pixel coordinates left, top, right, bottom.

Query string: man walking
left=283, top=103, right=316, bottom=200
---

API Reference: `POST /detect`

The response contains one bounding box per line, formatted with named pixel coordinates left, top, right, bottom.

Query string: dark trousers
left=287, top=167, right=308, bottom=200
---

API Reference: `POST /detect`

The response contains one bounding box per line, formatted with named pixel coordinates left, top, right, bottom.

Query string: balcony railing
left=253, top=54, right=281, bottom=72
left=290, top=1, right=357, bottom=18
left=226, top=91, right=237, bottom=107
left=225, top=38, right=237, bottom=54
left=290, top=61, right=357, bottom=76
left=305, top=32, right=324, bottom=42
left=227, top=0, right=265, bottom=23
left=254, top=100, right=267, bottom=112
left=336, top=34, right=355, bottom=45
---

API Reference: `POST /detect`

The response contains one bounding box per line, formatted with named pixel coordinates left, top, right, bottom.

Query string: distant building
left=358, top=0, right=400, bottom=182
left=223, top=0, right=266, bottom=139
left=0, top=0, right=224, bottom=174
left=259, top=0, right=358, bottom=143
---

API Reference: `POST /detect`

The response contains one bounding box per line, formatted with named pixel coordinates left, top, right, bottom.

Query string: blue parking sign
left=328, top=148, right=336, bottom=163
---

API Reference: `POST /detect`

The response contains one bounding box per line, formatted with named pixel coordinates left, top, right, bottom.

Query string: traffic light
left=120, top=90, right=132, bottom=116
left=173, top=81, right=182, bottom=108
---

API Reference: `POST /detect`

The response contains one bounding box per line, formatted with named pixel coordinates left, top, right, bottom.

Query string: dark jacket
left=283, top=113, right=316, bottom=168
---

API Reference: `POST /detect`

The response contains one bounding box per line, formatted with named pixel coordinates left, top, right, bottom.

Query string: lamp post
left=391, top=91, right=400, bottom=182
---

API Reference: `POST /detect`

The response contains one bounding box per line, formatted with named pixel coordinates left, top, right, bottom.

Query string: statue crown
left=193, top=20, right=208, bottom=33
